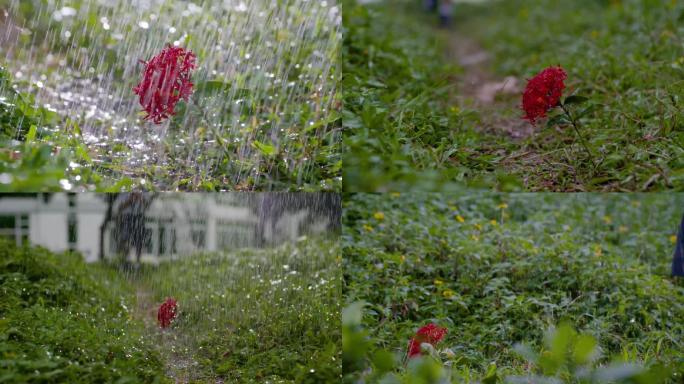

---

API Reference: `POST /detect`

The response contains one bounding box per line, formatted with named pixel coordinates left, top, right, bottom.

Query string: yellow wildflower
left=373, top=212, right=385, bottom=221
left=593, top=245, right=602, bottom=257
left=474, top=223, right=482, bottom=231
left=497, top=203, right=508, bottom=209
left=363, top=224, right=374, bottom=232
left=470, top=234, right=480, bottom=242
left=442, top=289, right=455, bottom=299
left=490, top=219, right=498, bottom=226
left=390, top=192, right=401, bottom=198
left=456, top=215, right=465, bottom=223
left=670, top=235, right=678, bottom=244
left=434, top=279, right=444, bottom=286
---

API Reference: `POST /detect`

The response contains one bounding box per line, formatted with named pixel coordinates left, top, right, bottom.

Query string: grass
left=0, top=240, right=167, bottom=383
left=139, top=238, right=341, bottom=383
left=343, top=192, right=684, bottom=382
left=343, top=0, right=684, bottom=191
left=0, top=237, right=341, bottom=383
left=343, top=1, right=490, bottom=192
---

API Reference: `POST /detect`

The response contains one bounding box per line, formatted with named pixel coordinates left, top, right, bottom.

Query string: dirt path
left=445, top=31, right=578, bottom=190
left=446, top=33, right=534, bottom=139
left=133, top=282, right=206, bottom=383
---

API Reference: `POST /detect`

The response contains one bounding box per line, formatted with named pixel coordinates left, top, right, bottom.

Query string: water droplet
left=59, top=179, right=73, bottom=190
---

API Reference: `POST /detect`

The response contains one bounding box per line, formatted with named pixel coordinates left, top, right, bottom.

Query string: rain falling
left=0, top=192, right=341, bottom=382
left=0, top=1, right=341, bottom=191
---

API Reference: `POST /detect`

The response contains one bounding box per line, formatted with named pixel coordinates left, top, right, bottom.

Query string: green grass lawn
left=0, top=238, right=340, bottom=383
left=343, top=0, right=684, bottom=192
left=343, top=193, right=684, bottom=382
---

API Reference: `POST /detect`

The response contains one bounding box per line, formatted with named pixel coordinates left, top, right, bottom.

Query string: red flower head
left=407, top=323, right=448, bottom=358
left=521, top=66, right=567, bottom=124
left=157, top=297, right=177, bottom=328
left=133, top=45, right=196, bottom=124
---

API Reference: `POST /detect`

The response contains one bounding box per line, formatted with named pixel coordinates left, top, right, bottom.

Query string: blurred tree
left=99, top=193, right=157, bottom=264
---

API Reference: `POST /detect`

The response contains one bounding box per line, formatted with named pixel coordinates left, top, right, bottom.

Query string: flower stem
left=559, top=102, right=596, bottom=168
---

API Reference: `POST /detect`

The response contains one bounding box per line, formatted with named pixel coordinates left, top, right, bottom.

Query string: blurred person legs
left=439, top=0, right=454, bottom=27
left=424, top=0, right=437, bottom=12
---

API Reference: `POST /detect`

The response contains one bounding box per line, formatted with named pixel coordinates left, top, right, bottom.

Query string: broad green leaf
left=26, top=124, right=37, bottom=143
left=563, top=95, right=589, bottom=105
left=252, top=140, right=276, bottom=157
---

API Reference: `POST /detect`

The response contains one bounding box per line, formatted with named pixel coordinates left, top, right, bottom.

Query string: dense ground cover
left=0, top=240, right=167, bottom=383
left=139, top=238, right=341, bottom=383
left=343, top=0, right=684, bottom=192
left=1, top=0, right=341, bottom=192
left=0, top=238, right=340, bottom=383
left=343, top=193, right=684, bottom=382
left=343, top=0, right=486, bottom=192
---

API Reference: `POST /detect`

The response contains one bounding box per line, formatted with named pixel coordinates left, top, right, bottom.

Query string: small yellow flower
left=497, top=203, right=508, bottom=209
left=391, top=192, right=401, bottom=198
left=442, top=289, right=455, bottom=298
left=602, top=216, right=612, bottom=225
left=400, top=255, right=406, bottom=263
left=670, top=235, right=678, bottom=244
left=373, top=212, right=385, bottom=221
left=490, top=219, right=498, bottom=226
left=593, top=245, right=602, bottom=257
left=470, top=234, right=480, bottom=242
left=474, top=223, right=482, bottom=231
left=434, top=279, right=444, bottom=286
left=456, top=215, right=465, bottom=223
left=618, top=226, right=628, bottom=233
left=363, top=224, right=374, bottom=232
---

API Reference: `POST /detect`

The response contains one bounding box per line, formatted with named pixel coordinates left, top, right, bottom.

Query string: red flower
left=407, top=323, right=448, bottom=358
left=133, top=45, right=196, bottom=124
left=521, top=66, right=567, bottom=124
left=157, top=297, right=177, bottom=328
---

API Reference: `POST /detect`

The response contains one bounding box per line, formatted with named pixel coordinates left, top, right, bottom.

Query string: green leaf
left=252, top=140, right=276, bottom=157
left=572, top=334, right=598, bottom=364
left=563, top=95, right=589, bottom=105
left=195, top=80, right=230, bottom=94
left=372, top=350, right=396, bottom=373
left=26, top=124, right=37, bottom=143
left=342, top=301, right=366, bottom=326
left=546, top=114, right=570, bottom=128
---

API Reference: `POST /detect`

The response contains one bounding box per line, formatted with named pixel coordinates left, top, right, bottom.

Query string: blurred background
left=0, top=192, right=340, bottom=262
